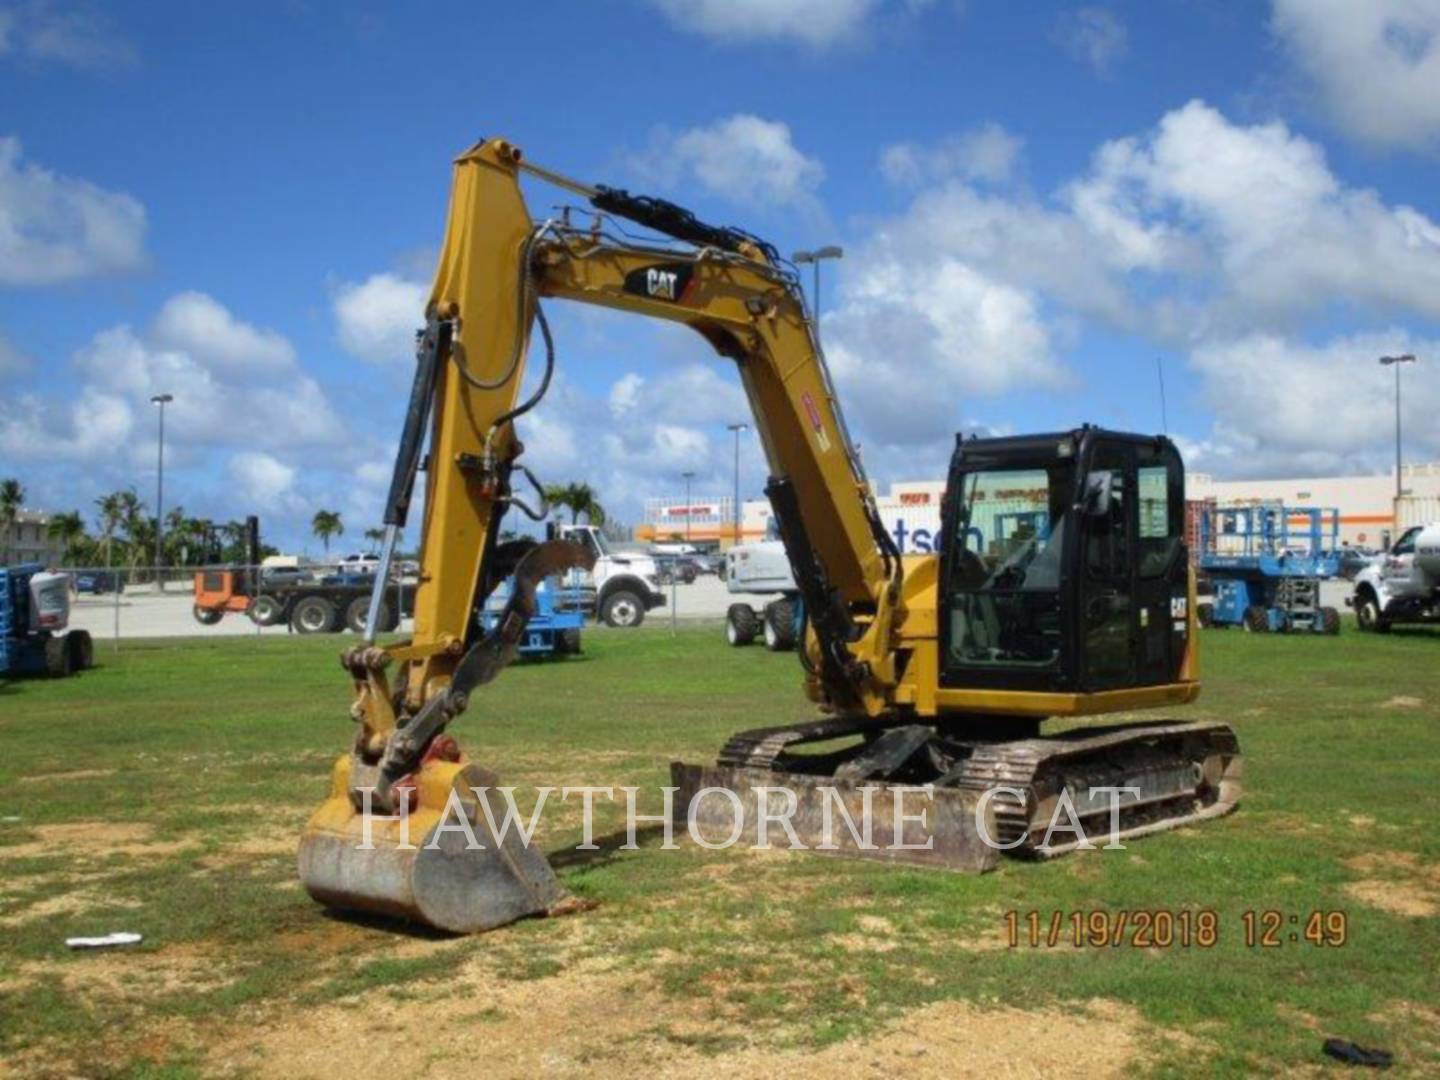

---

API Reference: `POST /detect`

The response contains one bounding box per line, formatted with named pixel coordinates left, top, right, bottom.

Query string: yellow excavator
left=297, top=137, right=1242, bottom=933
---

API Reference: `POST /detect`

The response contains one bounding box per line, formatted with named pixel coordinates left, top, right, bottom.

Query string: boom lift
left=298, top=138, right=1242, bottom=933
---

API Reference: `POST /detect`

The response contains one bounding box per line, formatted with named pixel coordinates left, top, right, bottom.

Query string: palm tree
left=543, top=482, right=606, bottom=526
left=219, top=520, right=247, bottom=563
left=1, top=478, right=24, bottom=563
left=191, top=518, right=217, bottom=564
left=162, top=505, right=187, bottom=565
left=312, top=510, right=343, bottom=554
left=47, top=511, right=88, bottom=564
left=117, top=489, right=148, bottom=578
left=363, top=527, right=385, bottom=552
left=95, top=491, right=125, bottom=569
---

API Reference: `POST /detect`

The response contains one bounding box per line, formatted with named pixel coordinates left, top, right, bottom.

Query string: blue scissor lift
left=1197, top=503, right=1342, bottom=634
left=479, top=573, right=587, bottom=656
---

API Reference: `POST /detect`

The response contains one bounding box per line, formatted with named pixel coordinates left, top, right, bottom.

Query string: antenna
left=1156, top=356, right=1169, bottom=435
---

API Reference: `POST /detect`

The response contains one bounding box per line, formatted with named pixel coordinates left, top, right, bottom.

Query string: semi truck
left=0, top=564, right=94, bottom=678
left=1349, top=522, right=1440, bottom=632
left=190, top=516, right=414, bottom=634
left=193, top=566, right=415, bottom=634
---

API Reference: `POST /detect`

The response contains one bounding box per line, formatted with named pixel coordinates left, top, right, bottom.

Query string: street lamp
left=726, top=422, right=748, bottom=547
left=150, top=393, right=173, bottom=590
left=1378, top=354, right=1417, bottom=501
left=681, top=470, right=696, bottom=543
left=792, top=245, right=843, bottom=346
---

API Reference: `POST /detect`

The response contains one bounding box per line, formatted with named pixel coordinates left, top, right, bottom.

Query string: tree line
left=1, top=473, right=612, bottom=570
left=0, top=477, right=277, bottom=571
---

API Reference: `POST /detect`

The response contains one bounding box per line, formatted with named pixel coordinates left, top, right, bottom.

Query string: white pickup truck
left=1349, top=522, right=1440, bottom=632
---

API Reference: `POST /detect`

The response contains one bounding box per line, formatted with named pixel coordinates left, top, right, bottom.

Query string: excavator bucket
left=298, top=540, right=592, bottom=933
left=299, top=758, right=574, bottom=933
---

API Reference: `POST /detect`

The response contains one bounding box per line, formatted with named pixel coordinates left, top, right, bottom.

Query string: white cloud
left=0, top=135, right=147, bottom=285
left=152, top=291, right=296, bottom=375
left=826, top=257, right=1062, bottom=453
left=0, top=293, right=344, bottom=465
left=0, top=385, right=134, bottom=461
left=880, top=123, right=1023, bottom=186
left=1272, top=0, right=1440, bottom=151
left=821, top=99, right=1440, bottom=478
left=862, top=102, right=1440, bottom=350
left=227, top=451, right=296, bottom=510
left=636, top=115, right=824, bottom=211
left=608, top=372, right=645, bottom=417
left=1054, top=7, right=1128, bottom=74
left=647, top=0, right=882, bottom=48
left=1186, top=331, right=1440, bottom=477
left=0, top=2, right=135, bottom=68
left=333, top=272, right=427, bottom=363
left=1063, top=100, right=1440, bottom=327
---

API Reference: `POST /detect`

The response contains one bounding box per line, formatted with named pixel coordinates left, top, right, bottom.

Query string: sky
left=2, top=0, right=1439, bottom=555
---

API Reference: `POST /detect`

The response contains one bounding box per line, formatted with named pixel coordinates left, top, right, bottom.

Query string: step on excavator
left=297, top=137, right=1242, bottom=933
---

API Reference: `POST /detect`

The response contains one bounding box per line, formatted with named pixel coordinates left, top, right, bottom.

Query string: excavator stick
left=298, top=540, right=593, bottom=933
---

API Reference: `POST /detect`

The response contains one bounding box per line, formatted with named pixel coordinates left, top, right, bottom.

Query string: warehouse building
left=637, top=463, right=1440, bottom=553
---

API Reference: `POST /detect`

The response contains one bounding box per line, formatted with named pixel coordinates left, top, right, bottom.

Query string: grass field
left=1, top=623, right=1438, bottom=1078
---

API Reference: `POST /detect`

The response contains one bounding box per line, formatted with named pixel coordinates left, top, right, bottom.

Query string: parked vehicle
left=72, top=570, right=124, bottom=595
left=260, top=565, right=315, bottom=588
left=339, top=553, right=381, bottom=573
left=1349, top=523, right=1440, bottom=632
left=653, top=554, right=697, bottom=586
left=1335, top=546, right=1379, bottom=581
left=319, top=570, right=378, bottom=588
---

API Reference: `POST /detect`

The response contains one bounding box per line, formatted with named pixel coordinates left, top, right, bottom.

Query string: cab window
left=946, top=463, right=1071, bottom=671
left=1393, top=527, right=1421, bottom=556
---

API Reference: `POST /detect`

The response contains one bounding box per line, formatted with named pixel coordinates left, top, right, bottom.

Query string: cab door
left=1132, top=442, right=1187, bottom=685
left=1077, top=441, right=1134, bottom=691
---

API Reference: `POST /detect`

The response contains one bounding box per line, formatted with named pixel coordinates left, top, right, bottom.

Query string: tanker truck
left=1349, top=522, right=1440, bottom=632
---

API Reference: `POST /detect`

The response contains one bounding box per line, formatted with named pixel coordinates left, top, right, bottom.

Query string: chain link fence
left=53, top=560, right=738, bottom=648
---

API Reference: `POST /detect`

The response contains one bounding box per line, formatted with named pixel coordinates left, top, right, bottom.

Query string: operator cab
left=938, top=428, right=1189, bottom=695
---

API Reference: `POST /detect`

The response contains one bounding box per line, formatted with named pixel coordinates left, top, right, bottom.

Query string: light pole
left=792, top=245, right=843, bottom=346
left=681, top=471, right=696, bottom=544
left=726, top=422, right=748, bottom=547
left=150, top=393, right=173, bottom=590
left=1378, top=354, right=1417, bottom=501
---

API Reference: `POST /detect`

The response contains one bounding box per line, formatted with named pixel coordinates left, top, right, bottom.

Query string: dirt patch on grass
left=0, top=885, right=143, bottom=927
left=17, top=768, right=116, bottom=784
left=206, top=964, right=1193, bottom=1078
left=15, top=941, right=234, bottom=999
left=1381, top=696, right=1424, bottom=709
left=0, top=822, right=194, bottom=862
left=1344, top=880, right=1436, bottom=918
left=195, top=829, right=297, bottom=871
left=1342, top=851, right=1439, bottom=918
